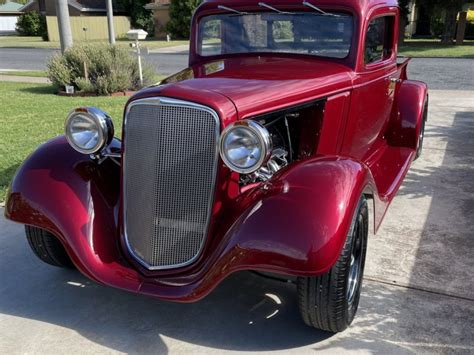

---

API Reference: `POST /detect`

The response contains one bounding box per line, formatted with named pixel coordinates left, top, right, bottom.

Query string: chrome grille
left=124, top=97, right=219, bottom=270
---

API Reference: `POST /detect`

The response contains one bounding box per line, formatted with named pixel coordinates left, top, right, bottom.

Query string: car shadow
left=402, top=110, right=474, bottom=298
left=0, top=233, right=331, bottom=353
left=397, top=111, right=474, bottom=200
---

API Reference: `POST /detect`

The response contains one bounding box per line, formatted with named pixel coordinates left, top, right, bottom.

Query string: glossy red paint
left=6, top=137, right=375, bottom=301
left=157, top=56, right=354, bottom=120
left=5, top=0, right=427, bottom=301
left=387, top=80, right=429, bottom=150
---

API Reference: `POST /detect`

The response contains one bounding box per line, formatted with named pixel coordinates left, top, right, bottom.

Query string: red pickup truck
left=5, top=0, right=428, bottom=332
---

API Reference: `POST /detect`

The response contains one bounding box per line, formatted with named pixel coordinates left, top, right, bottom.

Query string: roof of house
left=18, top=1, right=34, bottom=12
left=19, top=0, right=124, bottom=13
left=68, top=0, right=107, bottom=12
left=0, top=1, right=24, bottom=12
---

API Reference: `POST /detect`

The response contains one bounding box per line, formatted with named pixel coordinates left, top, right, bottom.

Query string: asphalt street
left=1, top=47, right=473, bottom=90
left=1, top=90, right=473, bottom=354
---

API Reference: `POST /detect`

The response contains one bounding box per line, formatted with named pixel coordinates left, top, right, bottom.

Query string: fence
left=46, top=16, right=131, bottom=42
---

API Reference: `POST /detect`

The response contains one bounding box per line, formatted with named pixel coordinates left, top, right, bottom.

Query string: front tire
left=297, top=196, right=368, bottom=333
left=25, top=226, right=75, bottom=268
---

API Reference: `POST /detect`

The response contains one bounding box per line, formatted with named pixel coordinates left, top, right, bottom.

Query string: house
left=145, top=0, right=170, bottom=39
left=20, top=0, right=131, bottom=41
left=0, top=1, right=24, bottom=34
left=20, top=0, right=124, bottom=16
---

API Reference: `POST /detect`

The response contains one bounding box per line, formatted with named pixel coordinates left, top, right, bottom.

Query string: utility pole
left=106, top=0, right=116, bottom=45
left=55, top=0, right=73, bottom=53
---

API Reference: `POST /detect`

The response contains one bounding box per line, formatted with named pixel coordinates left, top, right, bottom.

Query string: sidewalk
left=147, top=44, right=189, bottom=54
left=0, top=90, right=473, bottom=354
left=0, top=75, right=49, bottom=84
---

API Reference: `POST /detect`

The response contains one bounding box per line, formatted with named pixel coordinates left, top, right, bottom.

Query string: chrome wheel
left=297, top=196, right=368, bottom=333
left=347, top=217, right=363, bottom=306
left=417, top=118, right=425, bottom=157
left=415, top=100, right=428, bottom=160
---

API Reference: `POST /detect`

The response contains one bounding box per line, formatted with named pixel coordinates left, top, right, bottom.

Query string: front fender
left=215, top=157, right=375, bottom=276
left=5, top=136, right=143, bottom=291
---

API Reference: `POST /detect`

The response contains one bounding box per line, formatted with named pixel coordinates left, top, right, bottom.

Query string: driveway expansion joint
left=364, top=277, right=474, bottom=302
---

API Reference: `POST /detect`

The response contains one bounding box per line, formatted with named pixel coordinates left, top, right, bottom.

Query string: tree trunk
left=456, top=11, right=468, bottom=45
left=441, top=6, right=459, bottom=45
left=399, top=16, right=407, bottom=45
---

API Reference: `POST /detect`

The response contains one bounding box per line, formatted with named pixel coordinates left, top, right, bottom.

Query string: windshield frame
left=192, top=6, right=359, bottom=67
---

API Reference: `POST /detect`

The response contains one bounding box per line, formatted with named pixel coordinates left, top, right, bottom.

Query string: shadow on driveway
left=0, top=239, right=331, bottom=352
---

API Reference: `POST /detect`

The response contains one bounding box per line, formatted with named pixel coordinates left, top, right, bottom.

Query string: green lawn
left=0, top=36, right=189, bottom=50
left=399, top=40, right=474, bottom=58
left=0, top=36, right=59, bottom=48
left=0, top=70, right=48, bottom=77
left=0, top=81, right=128, bottom=202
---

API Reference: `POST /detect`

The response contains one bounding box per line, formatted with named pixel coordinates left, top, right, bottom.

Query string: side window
left=200, top=19, right=222, bottom=56
left=364, top=16, right=394, bottom=64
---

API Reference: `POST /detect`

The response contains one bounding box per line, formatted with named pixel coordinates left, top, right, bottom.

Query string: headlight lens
left=65, top=107, right=113, bottom=154
left=220, top=120, right=272, bottom=174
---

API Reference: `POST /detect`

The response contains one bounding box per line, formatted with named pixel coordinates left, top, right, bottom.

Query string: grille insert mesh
left=124, top=99, right=219, bottom=269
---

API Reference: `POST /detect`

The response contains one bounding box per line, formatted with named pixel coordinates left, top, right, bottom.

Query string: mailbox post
left=126, top=29, right=148, bottom=86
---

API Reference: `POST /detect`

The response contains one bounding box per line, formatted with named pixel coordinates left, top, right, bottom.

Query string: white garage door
left=0, top=16, right=18, bottom=33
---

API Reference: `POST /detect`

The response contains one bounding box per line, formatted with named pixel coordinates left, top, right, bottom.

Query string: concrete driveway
left=0, top=90, right=473, bottom=354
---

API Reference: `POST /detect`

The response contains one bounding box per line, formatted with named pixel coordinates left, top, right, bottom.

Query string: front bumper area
left=5, top=137, right=371, bottom=302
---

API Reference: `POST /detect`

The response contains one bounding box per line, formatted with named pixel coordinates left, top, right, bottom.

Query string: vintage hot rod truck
left=5, top=0, right=428, bottom=332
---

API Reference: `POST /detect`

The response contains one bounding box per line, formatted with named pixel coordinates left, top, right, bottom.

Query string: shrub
left=167, top=0, right=201, bottom=39
left=16, top=11, right=48, bottom=39
left=47, top=44, right=155, bottom=95
left=47, top=55, right=72, bottom=88
left=74, top=78, right=95, bottom=93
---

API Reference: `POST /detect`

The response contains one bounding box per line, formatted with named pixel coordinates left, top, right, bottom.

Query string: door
left=342, top=14, right=398, bottom=161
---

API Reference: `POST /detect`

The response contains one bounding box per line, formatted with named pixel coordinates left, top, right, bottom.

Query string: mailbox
left=126, top=29, right=148, bottom=41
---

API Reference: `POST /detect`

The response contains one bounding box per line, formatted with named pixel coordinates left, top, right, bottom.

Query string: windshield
left=198, top=12, right=353, bottom=59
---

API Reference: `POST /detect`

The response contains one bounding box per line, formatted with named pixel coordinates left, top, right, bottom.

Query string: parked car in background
left=5, top=0, right=428, bottom=333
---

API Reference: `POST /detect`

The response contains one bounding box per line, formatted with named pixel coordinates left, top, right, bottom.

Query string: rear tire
left=415, top=99, right=428, bottom=160
left=25, top=226, right=75, bottom=268
left=297, top=196, right=368, bottom=333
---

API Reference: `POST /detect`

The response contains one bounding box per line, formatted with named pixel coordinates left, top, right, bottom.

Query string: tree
left=398, top=0, right=411, bottom=43
left=16, top=11, right=47, bottom=39
left=117, top=0, right=154, bottom=35
left=417, top=0, right=469, bottom=44
left=166, top=0, right=201, bottom=39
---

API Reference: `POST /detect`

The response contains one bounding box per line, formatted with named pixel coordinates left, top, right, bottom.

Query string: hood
left=146, top=56, right=354, bottom=119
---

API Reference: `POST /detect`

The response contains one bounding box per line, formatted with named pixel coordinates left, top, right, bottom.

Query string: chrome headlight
left=220, top=120, right=272, bottom=174
left=65, top=107, right=114, bottom=155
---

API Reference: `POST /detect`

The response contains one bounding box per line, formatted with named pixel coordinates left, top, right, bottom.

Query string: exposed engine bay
left=240, top=100, right=324, bottom=185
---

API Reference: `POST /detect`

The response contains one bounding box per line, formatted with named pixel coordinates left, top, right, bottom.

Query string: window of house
left=364, top=16, right=394, bottom=64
